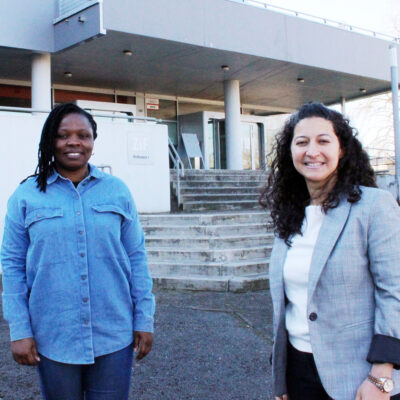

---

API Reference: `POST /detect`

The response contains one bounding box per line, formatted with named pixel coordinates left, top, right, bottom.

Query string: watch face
left=383, top=379, right=394, bottom=392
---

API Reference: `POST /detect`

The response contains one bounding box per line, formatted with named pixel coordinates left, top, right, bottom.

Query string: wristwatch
left=367, top=374, right=394, bottom=393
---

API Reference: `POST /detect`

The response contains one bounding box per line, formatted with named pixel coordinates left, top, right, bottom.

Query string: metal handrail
left=0, top=106, right=51, bottom=114
left=229, top=0, right=399, bottom=43
left=0, top=106, right=171, bottom=124
left=168, top=137, right=185, bottom=208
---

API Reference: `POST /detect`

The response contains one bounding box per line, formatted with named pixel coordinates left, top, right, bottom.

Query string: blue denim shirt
left=1, top=165, right=155, bottom=364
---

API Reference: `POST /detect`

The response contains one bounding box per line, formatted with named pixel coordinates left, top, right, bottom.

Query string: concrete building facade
left=0, top=0, right=398, bottom=226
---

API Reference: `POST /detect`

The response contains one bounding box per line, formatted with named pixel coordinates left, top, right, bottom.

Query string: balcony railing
left=228, top=0, right=399, bottom=43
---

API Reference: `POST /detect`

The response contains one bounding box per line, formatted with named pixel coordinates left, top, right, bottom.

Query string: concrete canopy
left=0, top=0, right=397, bottom=113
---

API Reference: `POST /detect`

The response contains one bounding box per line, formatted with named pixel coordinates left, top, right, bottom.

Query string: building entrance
left=207, top=119, right=261, bottom=170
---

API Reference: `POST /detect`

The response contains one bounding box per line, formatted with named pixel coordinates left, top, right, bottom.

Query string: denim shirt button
left=81, top=275, right=87, bottom=280
left=84, top=320, right=89, bottom=325
left=76, top=211, right=81, bottom=216
left=83, top=298, right=88, bottom=303
left=80, top=253, right=85, bottom=258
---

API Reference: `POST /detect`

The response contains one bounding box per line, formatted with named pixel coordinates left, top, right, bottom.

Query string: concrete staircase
left=170, top=169, right=268, bottom=212
left=140, top=210, right=273, bottom=292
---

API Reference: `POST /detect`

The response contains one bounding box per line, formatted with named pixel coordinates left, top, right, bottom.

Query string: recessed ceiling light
left=359, top=88, right=367, bottom=93
left=123, top=50, right=133, bottom=56
left=221, top=65, right=230, bottom=71
left=64, top=71, right=72, bottom=78
left=297, top=77, right=305, bottom=83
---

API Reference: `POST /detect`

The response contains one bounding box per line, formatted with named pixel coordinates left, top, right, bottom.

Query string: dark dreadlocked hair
left=259, top=102, right=376, bottom=246
left=23, top=103, right=97, bottom=192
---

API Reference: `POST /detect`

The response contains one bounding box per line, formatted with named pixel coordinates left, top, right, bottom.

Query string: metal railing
left=228, top=0, right=399, bottom=43
left=168, top=138, right=185, bottom=208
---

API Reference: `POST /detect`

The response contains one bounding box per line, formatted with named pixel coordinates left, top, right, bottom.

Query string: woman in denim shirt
left=1, top=103, right=155, bottom=399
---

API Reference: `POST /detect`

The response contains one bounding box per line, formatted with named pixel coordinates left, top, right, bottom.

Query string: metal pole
left=341, top=97, right=346, bottom=117
left=390, top=44, right=400, bottom=201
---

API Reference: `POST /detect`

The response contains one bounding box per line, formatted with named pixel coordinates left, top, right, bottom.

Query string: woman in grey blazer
left=261, top=103, right=400, bottom=400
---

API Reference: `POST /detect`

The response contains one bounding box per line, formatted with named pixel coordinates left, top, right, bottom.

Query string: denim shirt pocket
left=91, top=204, right=132, bottom=259
left=91, top=204, right=132, bottom=221
left=25, top=207, right=66, bottom=265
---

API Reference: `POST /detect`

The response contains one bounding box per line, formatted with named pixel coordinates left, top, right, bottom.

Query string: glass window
left=147, top=99, right=178, bottom=145
left=0, top=84, right=31, bottom=108
left=54, top=90, right=115, bottom=103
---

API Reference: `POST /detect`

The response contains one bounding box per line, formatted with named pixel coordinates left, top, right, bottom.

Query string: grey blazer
left=270, top=187, right=400, bottom=400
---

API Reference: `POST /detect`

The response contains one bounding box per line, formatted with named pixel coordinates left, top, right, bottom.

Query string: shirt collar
left=46, top=163, right=104, bottom=185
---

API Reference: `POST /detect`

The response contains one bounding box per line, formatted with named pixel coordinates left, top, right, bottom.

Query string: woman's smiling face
left=291, top=117, right=342, bottom=188
left=53, top=113, right=94, bottom=178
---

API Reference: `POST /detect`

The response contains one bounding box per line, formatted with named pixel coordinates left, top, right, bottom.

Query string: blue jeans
left=37, top=343, right=134, bottom=400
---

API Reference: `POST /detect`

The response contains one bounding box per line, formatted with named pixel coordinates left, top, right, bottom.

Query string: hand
left=133, top=331, right=153, bottom=360
left=275, top=395, right=289, bottom=400
left=11, top=337, right=40, bottom=366
left=355, top=379, right=390, bottom=400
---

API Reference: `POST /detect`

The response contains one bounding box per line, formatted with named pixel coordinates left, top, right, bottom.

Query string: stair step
left=147, top=244, right=272, bottom=262
left=183, top=200, right=262, bottom=211
left=145, top=233, right=272, bottom=248
left=149, top=258, right=269, bottom=277
left=140, top=211, right=271, bottom=226
left=175, top=180, right=262, bottom=188
left=182, top=193, right=260, bottom=201
left=152, top=272, right=269, bottom=292
left=143, top=222, right=273, bottom=236
left=170, top=169, right=268, bottom=176
left=176, top=175, right=266, bottom=182
left=179, top=187, right=262, bottom=194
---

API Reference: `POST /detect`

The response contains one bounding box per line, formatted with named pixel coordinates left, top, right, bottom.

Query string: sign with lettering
left=127, top=130, right=154, bottom=165
left=146, top=97, right=159, bottom=110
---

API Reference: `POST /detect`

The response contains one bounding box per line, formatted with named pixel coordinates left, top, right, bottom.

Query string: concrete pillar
left=31, top=53, right=52, bottom=111
left=135, top=93, right=145, bottom=117
left=341, top=97, right=346, bottom=116
left=224, top=80, right=242, bottom=170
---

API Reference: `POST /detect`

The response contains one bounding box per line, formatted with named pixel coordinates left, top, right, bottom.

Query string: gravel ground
left=0, top=286, right=274, bottom=400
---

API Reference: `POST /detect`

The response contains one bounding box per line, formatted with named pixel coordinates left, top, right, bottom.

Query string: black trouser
left=286, top=341, right=400, bottom=400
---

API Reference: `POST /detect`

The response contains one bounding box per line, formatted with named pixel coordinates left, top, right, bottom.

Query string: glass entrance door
left=207, top=120, right=260, bottom=170
left=207, top=119, right=226, bottom=169
left=241, top=122, right=260, bottom=170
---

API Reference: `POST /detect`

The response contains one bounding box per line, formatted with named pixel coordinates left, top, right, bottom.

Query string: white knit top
left=283, top=205, right=325, bottom=353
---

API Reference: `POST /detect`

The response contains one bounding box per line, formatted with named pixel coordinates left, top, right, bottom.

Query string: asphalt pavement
left=0, top=286, right=274, bottom=400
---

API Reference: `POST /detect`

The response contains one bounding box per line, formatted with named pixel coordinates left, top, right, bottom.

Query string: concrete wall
left=0, top=114, right=170, bottom=247
left=103, top=0, right=397, bottom=81
left=0, top=0, right=55, bottom=51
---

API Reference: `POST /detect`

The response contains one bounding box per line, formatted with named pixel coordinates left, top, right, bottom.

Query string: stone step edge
left=152, top=273, right=270, bottom=292
left=146, top=233, right=272, bottom=240
left=140, top=210, right=268, bottom=217
left=170, top=170, right=268, bottom=174
left=143, top=222, right=271, bottom=229
left=149, top=258, right=270, bottom=267
left=147, top=244, right=272, bottom=253
left=183, top=200, right=260, bottom=205
left=182, top=193, right=260, bottom=198
left=179, top=187, right=263, bottom=192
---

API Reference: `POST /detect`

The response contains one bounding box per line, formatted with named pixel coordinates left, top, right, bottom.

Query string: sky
left=259, top=0, right=400, bottom=157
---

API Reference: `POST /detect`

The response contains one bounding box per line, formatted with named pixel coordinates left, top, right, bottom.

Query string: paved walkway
left=0, top=287, right=273, bottom=400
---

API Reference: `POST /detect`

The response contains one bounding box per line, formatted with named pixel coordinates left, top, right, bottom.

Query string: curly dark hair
left=259, top=102, right=376, bottom=245
left=22, top=103, right=97, bottom=192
